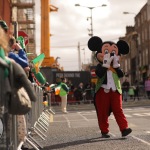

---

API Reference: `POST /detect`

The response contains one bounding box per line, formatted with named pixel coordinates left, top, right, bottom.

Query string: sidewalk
left=51, top=99, right=150, bottom=112
left=122, top=98, right=150, bottom=108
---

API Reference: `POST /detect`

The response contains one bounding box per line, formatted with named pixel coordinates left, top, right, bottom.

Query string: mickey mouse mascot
left=88, top=36, right=132, bottom=138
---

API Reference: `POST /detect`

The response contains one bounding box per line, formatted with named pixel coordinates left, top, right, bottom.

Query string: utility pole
left=78, top=42, right=81, bottom=71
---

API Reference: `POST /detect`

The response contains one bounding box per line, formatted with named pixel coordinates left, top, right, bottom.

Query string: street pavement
left=27, top=99, right=150, bottom=150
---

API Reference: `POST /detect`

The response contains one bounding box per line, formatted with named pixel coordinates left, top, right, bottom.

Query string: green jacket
left=59, top=83, right=69, bottom=96
left=95, top=72, right=122, bottom=94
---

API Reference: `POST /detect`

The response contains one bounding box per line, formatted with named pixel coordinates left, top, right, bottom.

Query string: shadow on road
left=35, top=136, right=127, bottom=150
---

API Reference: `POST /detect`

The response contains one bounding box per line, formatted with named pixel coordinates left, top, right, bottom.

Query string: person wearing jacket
left=8, top=36, right=30, bottom=75
left=56, top=77, right=69, bottom=113
left=0, top=20, right=37, bottom=149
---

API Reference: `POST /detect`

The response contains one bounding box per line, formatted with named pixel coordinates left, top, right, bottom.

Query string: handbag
left=8, top=62, right=32, bottom=115
left=8, top=87, right=31, bottom=115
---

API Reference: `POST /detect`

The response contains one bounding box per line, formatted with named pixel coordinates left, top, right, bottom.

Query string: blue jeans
left=123, top=91, right=128, bottom=101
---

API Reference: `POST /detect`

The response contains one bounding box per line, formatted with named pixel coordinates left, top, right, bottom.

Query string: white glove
left=113, top=54, right=120, bottom=68
left=102, top=53, right=114, bottom=68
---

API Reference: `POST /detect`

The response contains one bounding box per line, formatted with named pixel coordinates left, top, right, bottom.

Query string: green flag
left=17, top=36, right=25, bottom=49
left=31, top=53, right=45, bottom=73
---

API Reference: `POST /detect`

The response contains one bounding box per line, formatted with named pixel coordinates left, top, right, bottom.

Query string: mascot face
left=87, top=36, right=129, bottom=63
left=97, top=42, right=119, bottom=62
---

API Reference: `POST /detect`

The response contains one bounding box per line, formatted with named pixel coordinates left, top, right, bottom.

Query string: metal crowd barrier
left=0, top=83, right=55, bottom=150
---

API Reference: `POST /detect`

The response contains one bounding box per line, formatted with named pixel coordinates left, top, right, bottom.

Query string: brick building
left=121, top=1, right=150, bottom=85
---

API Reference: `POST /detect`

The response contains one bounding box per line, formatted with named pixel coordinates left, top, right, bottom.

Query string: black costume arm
left=95, top=63, right=107, bottom=78
left=114, top=68, right=124, bottom=78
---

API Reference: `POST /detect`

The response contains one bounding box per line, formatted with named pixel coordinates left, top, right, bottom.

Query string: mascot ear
left=88, top=36, right=103, bottom=52
left=117, top=40, right=129, bottom=55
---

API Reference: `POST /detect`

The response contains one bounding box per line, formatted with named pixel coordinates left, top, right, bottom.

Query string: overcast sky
left=35, top=0, right=147, bottom=71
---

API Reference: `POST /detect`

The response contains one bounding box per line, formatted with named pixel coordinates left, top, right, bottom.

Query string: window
left=137, top=34, right=141, bottom=45
left=125, top=59, right=127, bottom=73
left=143, top=51, right=145, bottom=65
left=145, top=48, right=148, bottom=64
left=145, top=28, right=147, bottom=40
left=142, top=30, right=144, bottom=43
left=128, top=58, right=130, bottom=71
left=149, top=25, right=150, bottom=39
left=139, top=53, right=141, bottom=66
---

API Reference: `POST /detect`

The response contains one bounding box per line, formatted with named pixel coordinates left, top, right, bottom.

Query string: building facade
left=0, top=0, right=12, bottom=32
left=0, top=0, right=36, bottom=60
left=121, top=1, right=150, bottom=85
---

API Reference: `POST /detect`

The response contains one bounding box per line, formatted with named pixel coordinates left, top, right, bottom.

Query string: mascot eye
left=104, top=49, right=109, bottom=54
left=112, top=50, right=116, bottom=54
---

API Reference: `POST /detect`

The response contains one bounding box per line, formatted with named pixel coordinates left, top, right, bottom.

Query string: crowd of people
left=44, top=77, right=96, bottom=112
left=47, top=76, right=150, bottom=109
left=122, top=77, right=150, bottom=102
left=0, top=20, right=46, bottom=149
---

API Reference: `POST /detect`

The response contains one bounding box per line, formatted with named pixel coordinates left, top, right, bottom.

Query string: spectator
left=74, top=82, right=84, bottom=103
left=0, top=20, right=36, bottom=150
left=133, top=79, right=140, bottom=101
left=91, top=82, right=96, bottom=101
left=84, top=82, right=92, bottom=100
left=128, top=86, right=134, bottom=100
left=144, top=76, right=150, bottom=99
left=122, top=78, right=130, bottom=102
left=42, top=82, right=50, bottom=109
left=8, top=36, right=30, bottom=76
left=66, top=79, right=74, bottom=92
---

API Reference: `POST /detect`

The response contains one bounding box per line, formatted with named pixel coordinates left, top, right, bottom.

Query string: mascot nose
left=110, top=53, right=114, bottom=57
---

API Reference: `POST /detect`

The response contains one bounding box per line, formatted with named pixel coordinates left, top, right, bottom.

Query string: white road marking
left=146, top=131, right=150, bottom=134
left=128, top=123, right=137, bottom=127
left=123, top=108, right=132, bottom=111
left=132, top=113, right=146, bottom=116
left=124, top=114, right=132, bottom=117
left=78, top=113, right=89, bottom=121
left=63, top=115, right=71, bottom=128
left=143, top=113, right=150, bottom=116
left=109, top=115, right=115, bottom=120
left=132, top=135, right=150, bottom=146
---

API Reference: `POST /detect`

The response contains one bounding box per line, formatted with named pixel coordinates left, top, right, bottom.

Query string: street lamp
left=75, top=3, right=107, bottom=66
left=123, top=12, right=136, bottom=15
left=75, top=4, right=107, bottom=37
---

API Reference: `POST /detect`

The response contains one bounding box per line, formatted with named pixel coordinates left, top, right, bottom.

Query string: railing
left=0, top=83, right=55, bottom=150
